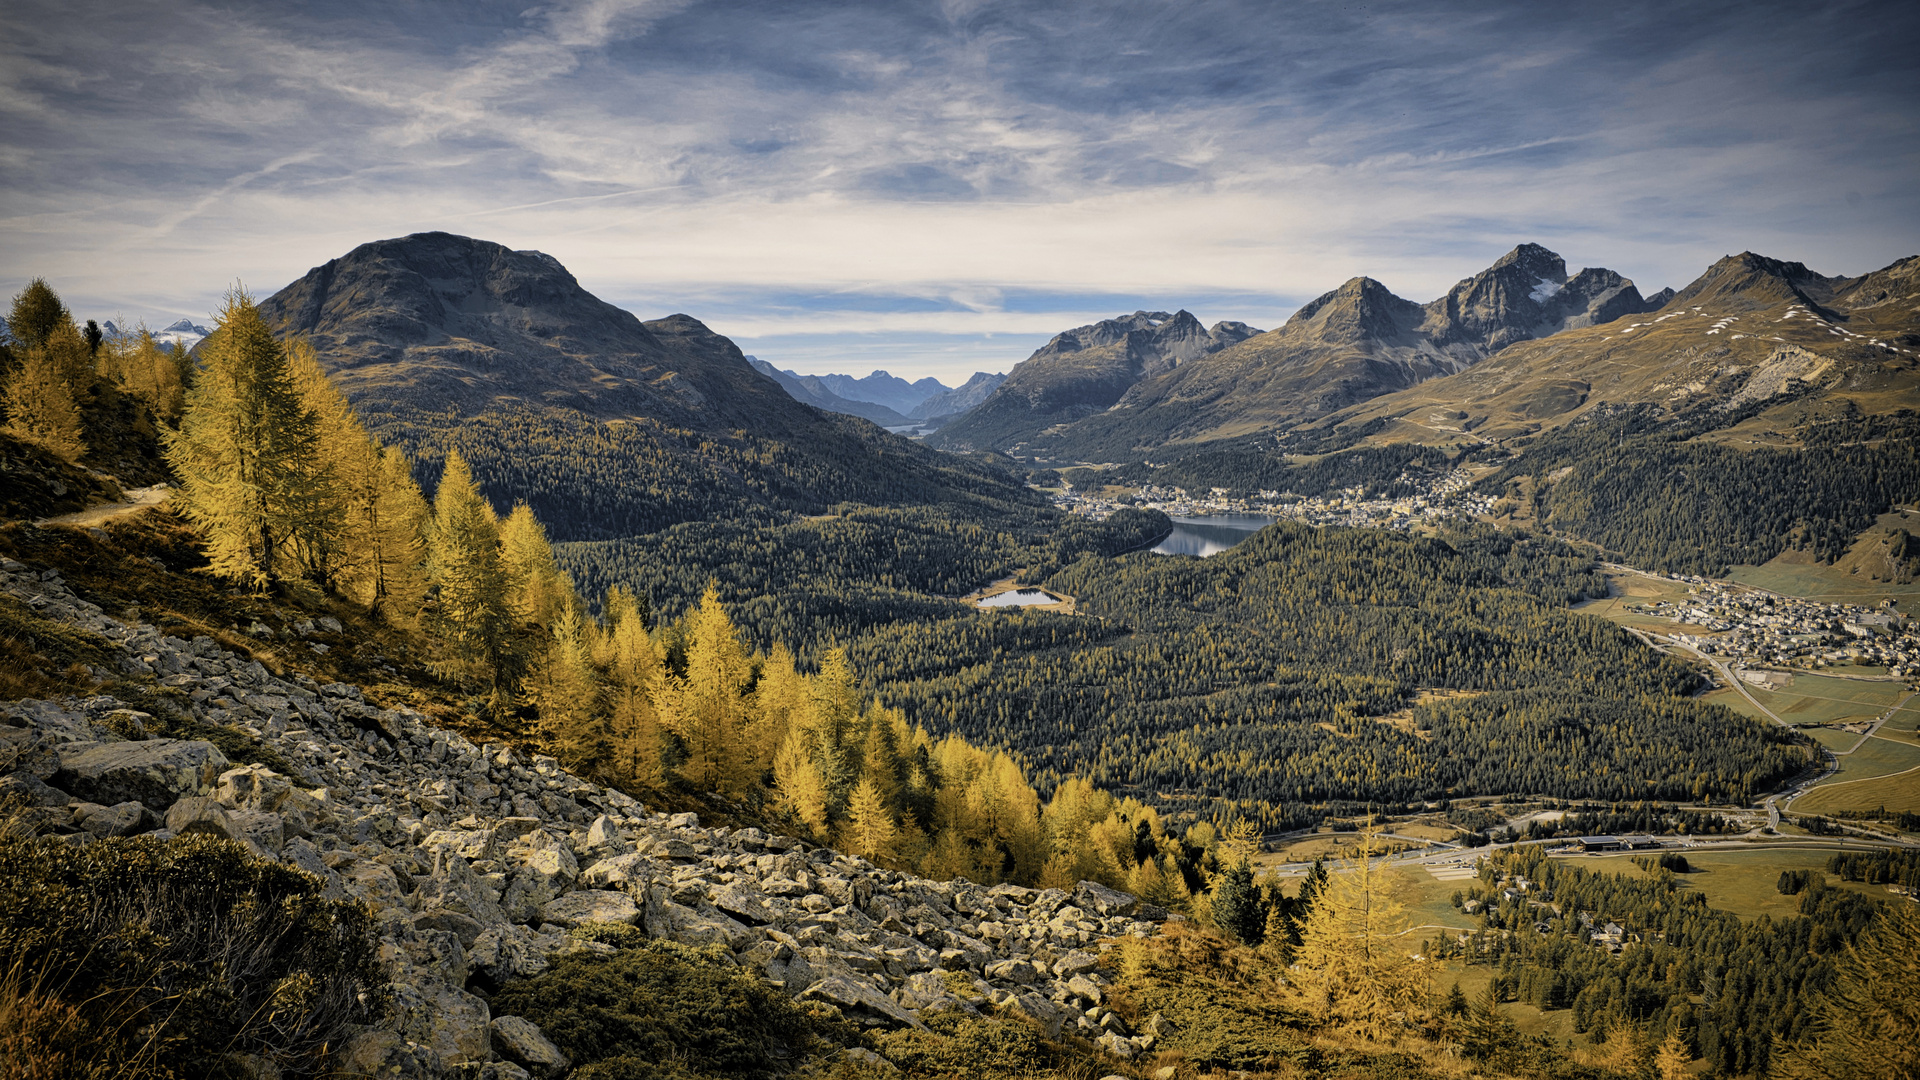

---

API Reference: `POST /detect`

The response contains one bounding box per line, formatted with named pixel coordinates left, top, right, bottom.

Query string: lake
left=1150, top=514, right=1274, bottom=557
left=977, top=588, right=1064, bottom=608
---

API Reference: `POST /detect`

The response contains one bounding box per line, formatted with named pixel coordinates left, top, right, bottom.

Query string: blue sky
left=3, top=0, right=1916, bottom=384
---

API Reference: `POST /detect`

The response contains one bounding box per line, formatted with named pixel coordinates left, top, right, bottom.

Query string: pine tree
left=1444, top=981, right=1469, bottom=1017
left=162, top=289, right=320, bottom=588
left=1211, top=860, right=1265, bottom=946
left=426, top=449, right=512, bottom=692
left=843, top=776, right=898, bottom=862
left=773, top=723, right=830, bottom=837
left=1296, top=826, right=1426, bottom=1037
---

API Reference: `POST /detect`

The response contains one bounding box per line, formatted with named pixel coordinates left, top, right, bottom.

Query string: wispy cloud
left=2, top=0, right=1916, bottom=382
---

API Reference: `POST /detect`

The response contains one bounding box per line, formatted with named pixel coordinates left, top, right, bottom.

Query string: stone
left=1073, top=880, right=1138, bottom=918
left=985, top=958, right=1039, bottom=985
left=585, top=814, right=624, bottom=850
left=335, top=1030, right=436, bottom=1079
left=394, top=978, right=491, bottom=1066
left=539, top=889, right=641, bottom=928
left=53, top=738, right=230, bottom=809
left=1066, top=974, right=1103, bottom=1006
left=78, top=800, right=159, bottom=837
left=580, top=852, right=652, bottom=889
left=666, top=812, right=699, bottom=829
left=1095, top=1032, right=1139, bottom=1059
left=710, top=883, right=775, bottom=926
left=490, top=1015, right=569, bottom=1076
left=798, top=976, right=926, bottom=1030
left=0, top=770, right=71, bottom=807
left=228, top=809, right=285, bottom=852
left=165, top=796, right=242, bottom=840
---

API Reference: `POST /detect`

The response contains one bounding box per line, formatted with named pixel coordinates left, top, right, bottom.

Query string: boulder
left=984, top=958, right=1040, bottom=985
left=580, top=852, right=653, bottom=889
left=490, top=1016, right=569, bottom=1076
left=585, top=814, right=625, bottom=850
left=1052, top=949, right=1099, bottom=978
left=78, top=800, right=159, bottom=837
left=54, top=738, right=230, bottom=809
left=1073, top=881, right=1138, bottom=918
left=165, top=796, right=242, bottom=840
left=0, top=770, right=71, bottom=807
left=393, top=978, right=491, bottom=1066
left=798, top=976, right=926, bottom=1030
left=539, top=890, right=640, bottom=928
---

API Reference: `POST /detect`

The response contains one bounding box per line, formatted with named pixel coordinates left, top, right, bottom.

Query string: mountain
left=927, top=311, right=1261, bottom=453
left=1012, top=244, right=1663, bottom=460
left=909, top=371, right=1007, bottom=421
left=253, top=232, right=1036, bottom=540
left=1326, top=251, right=1920, bottom=443
left=746, top=357, right=913, bottom=426
left=100, top=318, right=213, bottom=349
left=808, top=370, right=948, bottom=414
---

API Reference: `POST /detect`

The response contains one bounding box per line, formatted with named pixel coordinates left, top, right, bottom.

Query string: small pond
left=1150, top=514, right=1274, bottom=558
left=977, top=588, right=1063, bottom=608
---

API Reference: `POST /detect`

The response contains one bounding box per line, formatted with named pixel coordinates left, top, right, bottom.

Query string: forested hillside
left=848, top=523, right=1809, bottom=826
left=1485, top=408, right=1920, bottom=574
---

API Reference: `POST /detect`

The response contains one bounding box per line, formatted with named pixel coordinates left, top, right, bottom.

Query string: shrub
left=489, top=940, right=857, bottom=1080
left=0, top=833, right=387, bottom=1078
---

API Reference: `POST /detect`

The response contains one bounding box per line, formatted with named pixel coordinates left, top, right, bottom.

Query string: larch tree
left=1296, top=825, right=1427, bottom=1038
left=283, top=339, right=358, bottom=590
left=1771, top=897, right=1920, bottom=1080
left=6, top=279, right=70, bottom=353
left=664, top=584, right=751, bottom=795
left=500, top=503, right=569, bottom=628
left=843, top=776, right=898, bottom=862
left=2, top=343, right=85, bottom=461
left=358, top=446, right=432, bottom=616
left=162, top=289, right=321, bottom=589
left=604, top=587, right=665, bottom=787
left=426, top=449, right=512, bottom=693
left=527, top=598, right=599, bottom=765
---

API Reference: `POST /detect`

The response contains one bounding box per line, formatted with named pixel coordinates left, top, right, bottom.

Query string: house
left=1578, top=836, right=1623, bottom=852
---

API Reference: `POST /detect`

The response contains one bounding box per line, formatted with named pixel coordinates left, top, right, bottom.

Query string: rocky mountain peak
left=1422, top=243, right=1657, bottom=352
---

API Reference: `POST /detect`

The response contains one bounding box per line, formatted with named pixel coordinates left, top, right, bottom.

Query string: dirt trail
left=37, top=484, right=172, bottom=527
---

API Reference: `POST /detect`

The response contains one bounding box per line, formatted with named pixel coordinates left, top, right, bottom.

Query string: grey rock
left=985, top=958, right=1040, bottom=985
left=1052, top=949, right=1099, bottom=978
left=79, top=800, right=160, bottom=837
left=799, top=976, right=926, bottom=1030
left=1, top=770, right=74, bottom=807
left=1072, top=880, right=1138, bottom=917
left=165, top=796, right=242, bottom=840
left=580, top=852, right=653, bottom=889
left=539, top=890, right=640, bottom=928
left=54, top=738, right=230, bottom=809
left=490, top=1015, right=569, bottom=1076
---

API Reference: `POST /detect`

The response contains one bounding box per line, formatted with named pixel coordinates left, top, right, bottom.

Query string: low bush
left=490, top=940, right=858, bottom=1080
left=0, top=833, right=387, bottom=1078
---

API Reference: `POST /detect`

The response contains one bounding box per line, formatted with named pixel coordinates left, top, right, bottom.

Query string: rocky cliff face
left=929, top=312, right=1260, bottom=452
left=0, top=558, right=1170, bottom=1078
left=910, top=371, right=1008, bottom=422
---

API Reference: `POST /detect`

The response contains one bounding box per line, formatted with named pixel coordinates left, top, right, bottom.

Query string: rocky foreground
left=0, top=557, right=1171, bottom=1078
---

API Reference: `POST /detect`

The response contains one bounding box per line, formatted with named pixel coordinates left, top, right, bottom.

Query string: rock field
left=0, top=556, right=1171, bottom=1077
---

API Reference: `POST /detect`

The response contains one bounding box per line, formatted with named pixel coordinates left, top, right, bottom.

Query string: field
left=1569, top=847, right=1886, bottom=919
left=1792, top=766, right=1920, bottom=814
left=1742, top=673, right=1909, bottom=728
left=1724, top=508, right=1920, bottom=608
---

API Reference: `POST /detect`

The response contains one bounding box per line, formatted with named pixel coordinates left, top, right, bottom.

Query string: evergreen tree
left=162, top=289, right=320, bottom=588
left=1444, top=982, right=1469, bottom=1017
left=527, top=598, right=599, bottom=765
left=359, top=446, right=432, bottom=616
left=773, top=723, right=831, bottom=838
left=426, top=449, right=512, bottom=693
left=1653, top=1030, right=1693, bottom=1080
left=1211, top=860, right=1265, bottom=946
left=282, top=339, right=355, bottom=590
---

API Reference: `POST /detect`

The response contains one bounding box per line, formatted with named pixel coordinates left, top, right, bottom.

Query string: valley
left=5, top=237, right=1919, bottom=1080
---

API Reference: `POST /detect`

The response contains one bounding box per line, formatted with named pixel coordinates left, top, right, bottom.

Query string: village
left=1052, top=466, right=1499, bottom=530
left=1624, top=579, right=1915, bottom=677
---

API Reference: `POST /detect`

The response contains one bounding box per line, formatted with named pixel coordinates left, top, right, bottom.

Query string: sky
left=3, top=0, right=1918, bottom=386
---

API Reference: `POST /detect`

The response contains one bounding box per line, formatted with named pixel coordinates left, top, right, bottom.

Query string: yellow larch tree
left=1296, top=824, right=1427, bottom=1038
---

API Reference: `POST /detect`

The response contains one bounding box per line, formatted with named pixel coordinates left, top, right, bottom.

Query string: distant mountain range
left=746, top=360, right=1008, bottom=429
left=932, top=245, right=1673, bottom=460
left=250, top=232, right=1036, bottom=540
